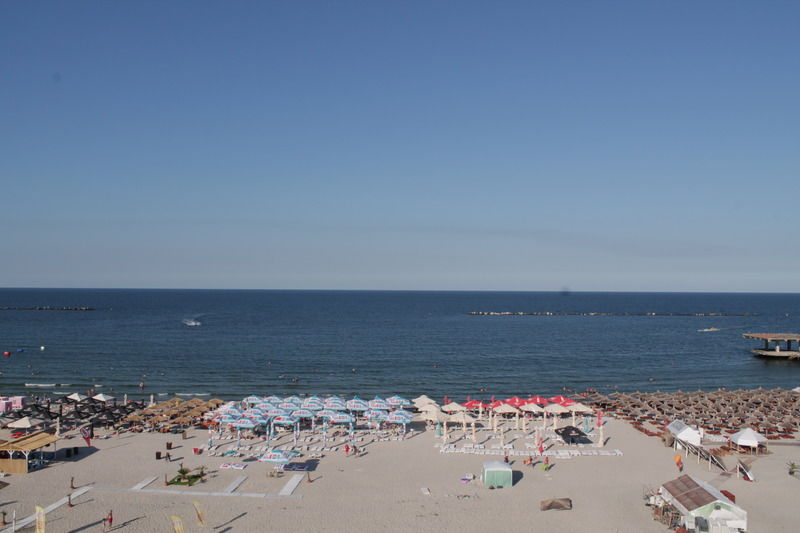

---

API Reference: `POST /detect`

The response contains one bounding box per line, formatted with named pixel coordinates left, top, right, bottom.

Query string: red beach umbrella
left=505, top=396, right=525, bottom=407
left=548, top=395, right=571, bottom=404
left=463, top=400, right=484, bottom=409
left=527, top=396, right=550, bottom=405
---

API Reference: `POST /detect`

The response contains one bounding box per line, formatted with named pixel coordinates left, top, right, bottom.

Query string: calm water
left=0, top=289, right=799, bottom=400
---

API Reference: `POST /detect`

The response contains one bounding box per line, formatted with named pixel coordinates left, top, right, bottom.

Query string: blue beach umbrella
left=369, top=398, right=390, bottom=410
left=365, top=409, right=388, bottom=421
left=346, top=398, right=368, bottom=411
left=329, top=412, right=355, bottom=424
left=324, top=399, right=346, bottom=410
left=265, top=395, right=282, bottom=403
left=234, top=419, right=256, bottom=429
left=387, top=395, right=410, bottom=407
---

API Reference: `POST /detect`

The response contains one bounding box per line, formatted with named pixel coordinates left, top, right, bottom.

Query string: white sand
left=1, top=419, right=797, bottom=532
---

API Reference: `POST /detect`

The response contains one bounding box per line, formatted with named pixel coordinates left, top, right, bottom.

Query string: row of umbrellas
left=210, top=395, right=415, bottom=431
left=588, top=388, right=800, bottom=436
left=0, top=393, right=145, bottom=430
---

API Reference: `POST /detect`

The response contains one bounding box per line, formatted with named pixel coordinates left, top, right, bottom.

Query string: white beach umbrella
left=441, top=402, right=467, bottom=413
left=67, top=393, right=88, bottom=402
left=8, top=416, right=46, bottom=429
left=92, top=393, right=115, bottom=403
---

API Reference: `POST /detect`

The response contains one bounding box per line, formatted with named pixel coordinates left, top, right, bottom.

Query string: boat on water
left=698, top=327, right=720, bottom=332
left=182, top=319, right=202, bottom=327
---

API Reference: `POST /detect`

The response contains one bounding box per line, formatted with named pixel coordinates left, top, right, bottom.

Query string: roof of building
left=661, top=475, right=734, bottom=512
left=0, top=431, right=60, bottom=452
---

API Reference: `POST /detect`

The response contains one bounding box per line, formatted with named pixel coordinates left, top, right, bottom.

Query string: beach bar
left=0, top=432, right=60, bottom=474
left=742, top=333, right=800, bottom=359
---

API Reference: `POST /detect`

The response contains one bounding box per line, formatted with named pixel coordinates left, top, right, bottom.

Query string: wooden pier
left=742, top=333, right=800, bottom=359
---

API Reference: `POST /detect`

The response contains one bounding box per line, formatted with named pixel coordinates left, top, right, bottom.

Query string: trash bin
left=166, top=442, right=172, bottom=450
left=155, top=451, right=162, bottom=460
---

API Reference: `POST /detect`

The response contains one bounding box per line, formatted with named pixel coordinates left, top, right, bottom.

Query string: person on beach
left=344, top=444, right=350, bottom=456
left=102, top=510, right=113, bottom=531
left=503, top=454, right=509, bottom=464
left=674, top=455, right=683, bottom=472
left=543, top=456, right=551, bottom=471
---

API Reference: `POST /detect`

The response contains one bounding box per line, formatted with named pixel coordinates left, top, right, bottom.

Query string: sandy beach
left=1, top=408, right=798, bottom=533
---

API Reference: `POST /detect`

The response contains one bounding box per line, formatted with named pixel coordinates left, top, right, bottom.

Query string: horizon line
left=1, top=286, right=798, bottom=295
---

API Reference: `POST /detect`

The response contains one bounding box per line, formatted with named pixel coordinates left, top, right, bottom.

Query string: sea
left=1, top=289, right=799, bottom=402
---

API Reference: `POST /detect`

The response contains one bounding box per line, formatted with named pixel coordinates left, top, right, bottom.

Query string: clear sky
left=2, top=2, right=798, bottom=291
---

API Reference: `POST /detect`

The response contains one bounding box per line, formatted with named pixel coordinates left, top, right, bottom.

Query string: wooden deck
left=744, top=333, right=800, bottom=359
left=752, top=349, right=800, bottom=359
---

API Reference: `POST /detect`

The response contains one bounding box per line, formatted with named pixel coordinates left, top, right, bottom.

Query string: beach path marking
left=1, top=487, right=90, bottom=533
left=223, top=475, right=247, bottom=494
left=131, top=476, right=158, bottom=490
left=278, top=474, right=304, bottom=496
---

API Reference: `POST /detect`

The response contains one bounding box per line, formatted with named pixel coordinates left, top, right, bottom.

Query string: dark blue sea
left=1, top=289, right=798, bottom=401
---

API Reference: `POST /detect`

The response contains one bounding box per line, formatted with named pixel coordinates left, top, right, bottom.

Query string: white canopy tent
left=666, top=420, right=702, bottom=447
left=729, top=428, right=767, bottom=453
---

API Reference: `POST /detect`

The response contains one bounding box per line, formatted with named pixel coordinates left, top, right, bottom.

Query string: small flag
left=34, top=506, right=45, bottom=533
left=80, top=426, right=92, bottom=446
left=170, top=515, right=185, bottom=533
left=192, top=501, right=206, bottom=526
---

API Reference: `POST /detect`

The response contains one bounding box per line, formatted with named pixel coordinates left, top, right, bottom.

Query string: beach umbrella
left=265, top=395, right=282, bottom=403
left=92, top=393, right=115, bottom=403
left=329, top=413, right=355, bottom=424
left=272, top=415, right=298, bottom=425
left=368, top=398, right=390, bottom=410
left=67, top=393, right=88, bottom=403
left=505, top=396, right=526, bottom=408
left=365, top=409, right=388, bottom=420
left=387, top=395, right=410, bottom=407
left=521, top=403, right=545, bottom=414
left=267, top=408, right=289, bottom=418
left=386, top=412, right=412, bottom=435
left=346, top=398, right=368, bottom=411
left=7, top=416, right=46, bottom=429
left=302, top=398, right=323, bottom=410
left=316, top=409, right=338, bottom=419
left=418, top=404, right=442, bottom=414
left=365, top=409, right=388, bottom=431
left=278, top=402, right=299, bottom=410
left=422, top=410, right=448, bottom=423
left=442, top=402, right=466, bottom=413
left=324, top=398, right=346, bottom=410
left=567, top=402, right=593, bottom=426
left=544, top=403, right=569, bottom=429
left=233, top=419, right=256, bottom=429
left=527, top=396, right=550, bottom=405
left=283, top=395, right=302, bottom=404
left=391, top=409, right=413, bottom=418
left=244, top=395, right=262, bottom=404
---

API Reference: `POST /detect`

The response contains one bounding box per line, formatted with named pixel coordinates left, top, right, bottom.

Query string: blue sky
left=2, top=2, right=798, bottom=291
